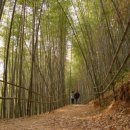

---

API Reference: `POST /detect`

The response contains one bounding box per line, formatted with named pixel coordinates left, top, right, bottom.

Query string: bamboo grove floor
left=0, top=101, right=130, bottom=130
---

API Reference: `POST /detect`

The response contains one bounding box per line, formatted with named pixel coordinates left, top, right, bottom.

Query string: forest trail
left=0, top=101, right=130, bottom=130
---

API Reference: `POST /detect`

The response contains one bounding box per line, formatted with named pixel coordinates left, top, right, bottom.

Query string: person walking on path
left=74, top=90, right=80, bottom=104
left=70, top=91, right=75, bottom=104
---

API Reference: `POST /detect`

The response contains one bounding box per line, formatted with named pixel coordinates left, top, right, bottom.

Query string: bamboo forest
left=0, top=0, right=130, bottom=129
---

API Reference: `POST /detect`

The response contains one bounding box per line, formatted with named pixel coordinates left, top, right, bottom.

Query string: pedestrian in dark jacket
left=74, top=90, right=80, bottom=104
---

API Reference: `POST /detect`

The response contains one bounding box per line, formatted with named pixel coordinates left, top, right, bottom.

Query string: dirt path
left=0, top=101, right=130, bottom=130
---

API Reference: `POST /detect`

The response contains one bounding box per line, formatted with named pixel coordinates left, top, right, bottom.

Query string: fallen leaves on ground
left=0, top=101, right=130, bottom=130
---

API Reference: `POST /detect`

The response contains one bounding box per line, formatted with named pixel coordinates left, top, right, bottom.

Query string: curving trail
left=0, top=101, right=130, bottom=130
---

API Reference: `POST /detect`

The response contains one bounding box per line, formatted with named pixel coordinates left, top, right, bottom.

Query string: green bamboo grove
left=0, top=0, right=130, bottom=118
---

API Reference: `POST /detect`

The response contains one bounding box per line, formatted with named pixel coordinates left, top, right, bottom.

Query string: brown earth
left=0, top=101, right=130, bottom=130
